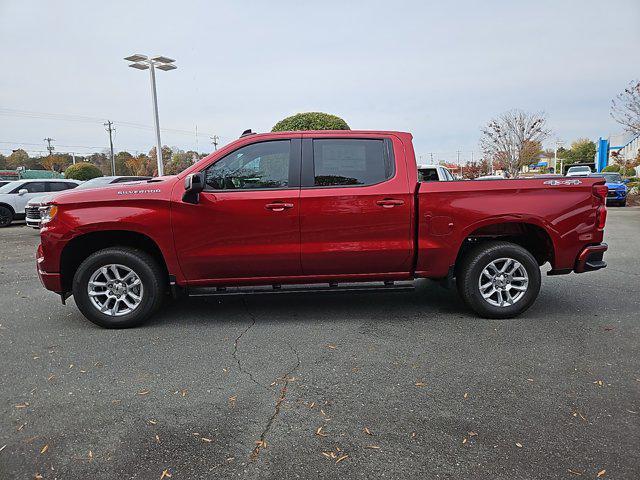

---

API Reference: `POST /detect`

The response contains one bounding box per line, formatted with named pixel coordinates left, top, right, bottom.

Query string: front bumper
left=574, top=243, right=608, bottom=273
left=36, top=244, right=62, bottom=292
left=606, top=189, right=627, bottom=202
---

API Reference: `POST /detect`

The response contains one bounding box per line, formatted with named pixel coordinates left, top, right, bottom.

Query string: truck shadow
left=147, top=279, right=469, bottom=328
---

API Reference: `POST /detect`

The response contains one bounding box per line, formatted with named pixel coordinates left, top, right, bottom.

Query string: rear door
left=299, top=134, right=413, bottom=276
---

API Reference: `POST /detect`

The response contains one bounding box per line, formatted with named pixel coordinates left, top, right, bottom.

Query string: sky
left=1, top=0, right=638, bottom=164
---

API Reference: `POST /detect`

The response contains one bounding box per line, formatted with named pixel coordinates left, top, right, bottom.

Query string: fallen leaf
left=47, top=374, right=55, bottom=382
left=363, top=427, right=373, bottom=436
left=155, top=434, right=160, bottom=443
left=0, top=445, right=6, bottom=453
left=365, top=445, right=380, bottom=449
left=160, top=469, right=172, bottom=479
left=201, top=437, right=213, bottom=443
left=315, top=426, right=328, bottom=437
left=567, top=469, right=584, bottom=476
left=309, top=402, right=316, bottom=409
left=34, top=474, right=43, bottom=480
left=463, top=392, right=469, bottom=399
left=138, top=389, right=150, bottom=395
left=335, top=454, right=348, bottom=463
left=255, top=440, right=267, bottom=449
left=321, top=451, right=334, bottom=459
left=325, top=344, right=337, bottom=349
left=40, top=444, right=48, bottom=454
left=17, top=423, right=26, bottom=431
left=468, top=431, right=478, bottom=437
left=88, top=450, right=93, bottom=460
left=15, top=403, right=29, bottom=409
left=593, top=380, right=604, bottom=387
left=515, top=442, right=523, bottom=448
left=411, top=432, right=417, bottom=439
left=414, top=382, right=427, bottom=387
left=597, top=469, right=606, bottom=478
left=148, top=420, right=157, bottom=425
left=462, top=437, right=468, bottom=445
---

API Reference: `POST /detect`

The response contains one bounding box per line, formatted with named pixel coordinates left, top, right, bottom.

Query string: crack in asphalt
left=232, top=299, right=270, bottom=392
left=234, top=298, right=302, bottom=460
left=251, top=345, right=301, bottom=460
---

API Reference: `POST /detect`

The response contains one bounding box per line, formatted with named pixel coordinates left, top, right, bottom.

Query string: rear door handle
left=376, top=199, right=404, bottom=208
left=265, top=202, right=294, bottom=212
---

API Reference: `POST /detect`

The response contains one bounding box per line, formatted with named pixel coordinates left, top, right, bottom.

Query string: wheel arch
left=59, top=230, right=169, bottom=292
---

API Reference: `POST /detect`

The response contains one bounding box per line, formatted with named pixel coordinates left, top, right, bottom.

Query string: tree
left=6, top=148, right=30, bottom=169
left=611, top=80, right=640, bottom=135
left=165, top=150, right=196, bottom=175
left=42, top=155, right=71, bottom=172
left=114, top=151, right=134, bottom=176
left=479, top=110, right=551, bottom=178
left=64, top=162, right=103, bottom=180
left=461, top=159, right=492, bottom=179
left=558, top=138, right=597, bottom=165
left=272, top=112, right=350, bottom=132
left=125, top=154, right=154, bottom=176
left=0, top=154, right=6, bottom=169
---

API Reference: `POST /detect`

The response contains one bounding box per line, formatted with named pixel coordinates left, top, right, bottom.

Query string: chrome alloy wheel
left=87, top=264, right=144, bottom=316
left=478, top=257, right=529, bottom=307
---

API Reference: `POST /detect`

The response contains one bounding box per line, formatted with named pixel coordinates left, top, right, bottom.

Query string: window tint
left=48, top=182, right=71, bottom=192
left=21, top=182, right=46, bottom=193
left=312, top=139, right=393, bottom=187
left=205, top=140, right=291, bottom=190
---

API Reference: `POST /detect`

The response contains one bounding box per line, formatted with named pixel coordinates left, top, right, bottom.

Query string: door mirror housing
left=18, top=188, right=28, bottom=196
left=183, top=172, right=205, bottom=204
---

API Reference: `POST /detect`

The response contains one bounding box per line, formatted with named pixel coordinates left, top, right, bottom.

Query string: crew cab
left=35, top=130, right=609, bottom=328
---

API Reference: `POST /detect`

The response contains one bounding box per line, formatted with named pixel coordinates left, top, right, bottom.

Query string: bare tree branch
left=611, top=80, right=640, bottom=136
left=479, top=109, right=551, bottom=177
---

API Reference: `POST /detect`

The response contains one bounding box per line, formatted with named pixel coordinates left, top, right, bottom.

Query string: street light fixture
left=124, top=53, right=177, bottom=176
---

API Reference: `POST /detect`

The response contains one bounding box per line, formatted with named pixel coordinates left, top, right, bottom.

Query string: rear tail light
left=593, top=183, right=607, bottom=230
left=593, top=184, right=608, bottom=200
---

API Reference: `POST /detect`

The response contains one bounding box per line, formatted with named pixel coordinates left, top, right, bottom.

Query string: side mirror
left=623, top=179, right=630, bottom=184
left=182, top=172, right=204, bottom=204
left=18, top=189, right=28, bottom=196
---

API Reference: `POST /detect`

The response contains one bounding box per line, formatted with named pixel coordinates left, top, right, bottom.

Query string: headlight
left=39, top=205, right=58, bottom=224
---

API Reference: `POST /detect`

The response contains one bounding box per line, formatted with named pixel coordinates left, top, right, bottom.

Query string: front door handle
left=376, top=198, right=404, bottom=208
left=265, top=202, right=294, bottom=212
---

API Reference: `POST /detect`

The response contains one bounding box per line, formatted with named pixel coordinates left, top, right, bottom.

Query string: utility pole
left=210, top=134, right=219, bottom=151
left=44, top=137, right=55, bottom=156
left=456, top=150, right=462, bottom=178
left=104, top=121, right=116, bottom=175
left=71, top=152, right=76, bottom=165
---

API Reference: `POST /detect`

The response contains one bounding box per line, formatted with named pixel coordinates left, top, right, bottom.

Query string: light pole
left=554, top=140, right=564, bottom=175
left=124, top=54, right=177, bottom=176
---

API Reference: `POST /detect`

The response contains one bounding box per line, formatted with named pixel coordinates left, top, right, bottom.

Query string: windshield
left=0, top=180, right=24, bottom=194
left=603, top=173, right=623, bottom=183
left=75, top=177, right=114, bottom=189
left=568, top=166, right=590, bottom=172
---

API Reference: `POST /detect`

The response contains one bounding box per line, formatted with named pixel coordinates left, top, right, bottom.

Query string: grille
left=25, top=205, right=41, bottom=219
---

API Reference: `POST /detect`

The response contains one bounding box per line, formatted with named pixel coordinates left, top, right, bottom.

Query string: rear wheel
left=72, top=247, right=165, bottom=328
left=456, top=241, right=541, bottom=319
left=0, top=206, right=14, bottom=227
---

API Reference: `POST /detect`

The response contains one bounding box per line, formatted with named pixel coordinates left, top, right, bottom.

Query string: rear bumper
left=37, top=244, right=62, bottom=292
left=574, top=243, right=608, bottom=273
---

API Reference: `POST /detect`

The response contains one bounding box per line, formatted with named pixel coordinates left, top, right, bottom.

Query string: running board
left=187, top=281, right=415, bottom=297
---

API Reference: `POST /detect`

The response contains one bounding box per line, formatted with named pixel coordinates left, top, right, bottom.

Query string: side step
left=187, top=281, right=415, bottom=297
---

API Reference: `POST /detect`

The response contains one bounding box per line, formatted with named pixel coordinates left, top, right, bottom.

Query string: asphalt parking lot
left=1, top=209, right=638, bottom=480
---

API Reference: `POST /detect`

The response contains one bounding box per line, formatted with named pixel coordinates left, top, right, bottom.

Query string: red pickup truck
left=36, top=130, right=608, bottom=328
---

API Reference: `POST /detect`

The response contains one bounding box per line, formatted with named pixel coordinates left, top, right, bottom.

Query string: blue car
left=590, top=173, right=628, bottom=207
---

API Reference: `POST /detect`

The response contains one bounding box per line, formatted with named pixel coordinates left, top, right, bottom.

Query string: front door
left=172, top=138, right=302, bottom=283
left=12, top=181, right=47, bottom=213
left=299, top=135, right=414, bottom=276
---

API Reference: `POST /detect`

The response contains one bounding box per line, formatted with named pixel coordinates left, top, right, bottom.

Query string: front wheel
left=456, top=241, right=541, bottom=319
left=0, top=206, right=14, bottom=227
left=72, top=247, right=165, bottom=328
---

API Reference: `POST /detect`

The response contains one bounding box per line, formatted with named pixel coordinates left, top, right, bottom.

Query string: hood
left=605, top=181, right=626, bottom=189
left=26, top=193, right=58, bottom=206
left=51, top=177, right=176, bottom=205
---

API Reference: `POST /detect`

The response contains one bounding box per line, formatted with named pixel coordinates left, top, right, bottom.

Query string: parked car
left=417, top=164, right=454, bottom=182
left=0, top=181, right=11, bottom=188
left=25, top=176, right=152, bottom=228
left=36, top=130, right=608, bottom=328
left=589, top=172, right=628, bottom=207
left=0, top=179, right=80, bottom=227
left=566, top=165, right=592, bottom=177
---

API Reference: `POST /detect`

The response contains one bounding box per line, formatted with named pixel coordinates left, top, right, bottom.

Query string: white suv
left=0, top=179, right=80, bottom=227
left=417, top=164, right=455, bottom=182
left=566, top=166, right=592, bottom=177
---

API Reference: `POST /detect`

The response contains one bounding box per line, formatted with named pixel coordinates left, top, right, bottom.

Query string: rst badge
left=116, top=189, right=161, bottom=195
left=543, top=179, right=582, bottom=186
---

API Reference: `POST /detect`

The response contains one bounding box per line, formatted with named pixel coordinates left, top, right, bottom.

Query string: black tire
left=72, top=247, right=165, bottom=328
left=456, top=241, right=541, bottom=319
left=619, top=200, right=627, bottom=207
left=0, top=205, right=14, bottom=227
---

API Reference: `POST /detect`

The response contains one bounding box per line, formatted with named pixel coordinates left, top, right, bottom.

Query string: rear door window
left=18, top=182, right=46, bottom=193
left=48, top=182, right=73, bottom=192
left=310, top=139, right=393, bottom=187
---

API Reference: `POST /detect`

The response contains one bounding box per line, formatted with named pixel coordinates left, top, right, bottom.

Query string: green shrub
left=64, top=162, right=103, bottom=181
left=602, top=164, right=620, bottom=172
left=272, top=112, right=350, bottom=132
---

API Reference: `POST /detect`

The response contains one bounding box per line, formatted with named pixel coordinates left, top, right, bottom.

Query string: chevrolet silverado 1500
left=36, top=130, right=608, bottom=328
